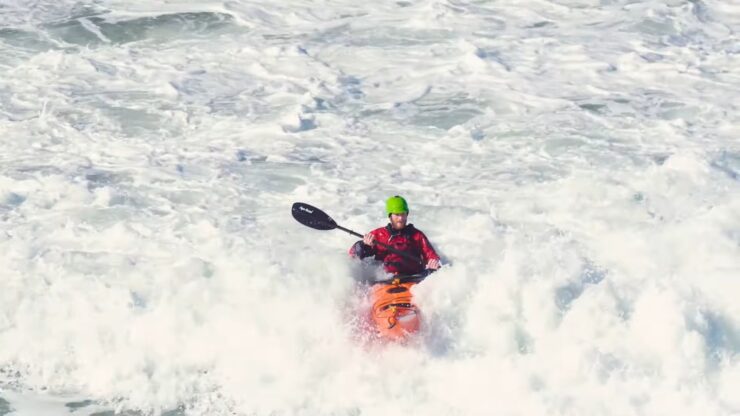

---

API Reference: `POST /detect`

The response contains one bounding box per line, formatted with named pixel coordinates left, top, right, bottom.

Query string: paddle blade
left=291, top=202, right=338, bottom=231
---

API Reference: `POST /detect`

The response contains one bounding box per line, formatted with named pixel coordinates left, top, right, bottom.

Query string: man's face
left=389, top=213, right=408, bottom=230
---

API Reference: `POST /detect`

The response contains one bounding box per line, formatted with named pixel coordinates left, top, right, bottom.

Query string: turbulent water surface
left=1, top=0, right=739, bottom=415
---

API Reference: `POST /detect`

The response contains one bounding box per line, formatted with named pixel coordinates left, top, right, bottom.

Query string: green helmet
left=386, top=195, right=409, bottom=215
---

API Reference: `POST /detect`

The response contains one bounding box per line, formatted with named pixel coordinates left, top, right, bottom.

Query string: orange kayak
left=369, top=278, right=422, bottom=342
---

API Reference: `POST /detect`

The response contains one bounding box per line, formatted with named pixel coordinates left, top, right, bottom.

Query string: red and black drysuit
left=349, top=224, right=440, bottom=276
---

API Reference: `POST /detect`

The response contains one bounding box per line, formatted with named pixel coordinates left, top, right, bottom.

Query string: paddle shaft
left=335, top=225, right=423, bottom=265
left=337, top=225, right=363, bottom=238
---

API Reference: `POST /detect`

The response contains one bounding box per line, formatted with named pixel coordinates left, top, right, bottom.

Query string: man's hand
left=426, top=259, right=440, bottom=270
left=363, top=233, right=376, bottom=246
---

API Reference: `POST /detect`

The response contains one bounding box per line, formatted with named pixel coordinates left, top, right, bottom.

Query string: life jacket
left=350, top=224, right=439, bottom=276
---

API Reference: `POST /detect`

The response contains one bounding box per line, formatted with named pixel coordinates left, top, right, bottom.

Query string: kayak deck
left=369, top=279, right=422, bottom=342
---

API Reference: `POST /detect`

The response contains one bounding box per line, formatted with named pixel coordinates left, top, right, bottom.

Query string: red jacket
left=349, top=224, right=440, bottom=276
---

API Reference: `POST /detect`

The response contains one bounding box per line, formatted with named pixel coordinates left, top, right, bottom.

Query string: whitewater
left=1, top=0, right=738, bottom=415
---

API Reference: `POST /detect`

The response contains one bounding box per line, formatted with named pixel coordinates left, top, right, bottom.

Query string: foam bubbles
left=1, top=0, right=739, bottom=415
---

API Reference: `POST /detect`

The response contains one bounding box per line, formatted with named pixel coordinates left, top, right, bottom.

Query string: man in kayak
left=349, top=196, right=441, bottom=276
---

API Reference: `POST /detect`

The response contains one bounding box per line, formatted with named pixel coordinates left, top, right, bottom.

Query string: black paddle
left=291, top=202, right=424, bottom=265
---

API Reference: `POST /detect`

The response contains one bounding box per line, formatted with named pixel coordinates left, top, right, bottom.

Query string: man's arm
left=416, top=231, right=440, bottom=269
left=349, top=229, right=381, bottom=259
left=349, top=240, right=375, bottom=259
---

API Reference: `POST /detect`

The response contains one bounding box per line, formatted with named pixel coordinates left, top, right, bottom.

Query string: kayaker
left=349, top=195, right=441, bottom=276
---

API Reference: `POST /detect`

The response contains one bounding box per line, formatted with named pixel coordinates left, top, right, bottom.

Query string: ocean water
left=1, top=0, right=738, bottom=415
